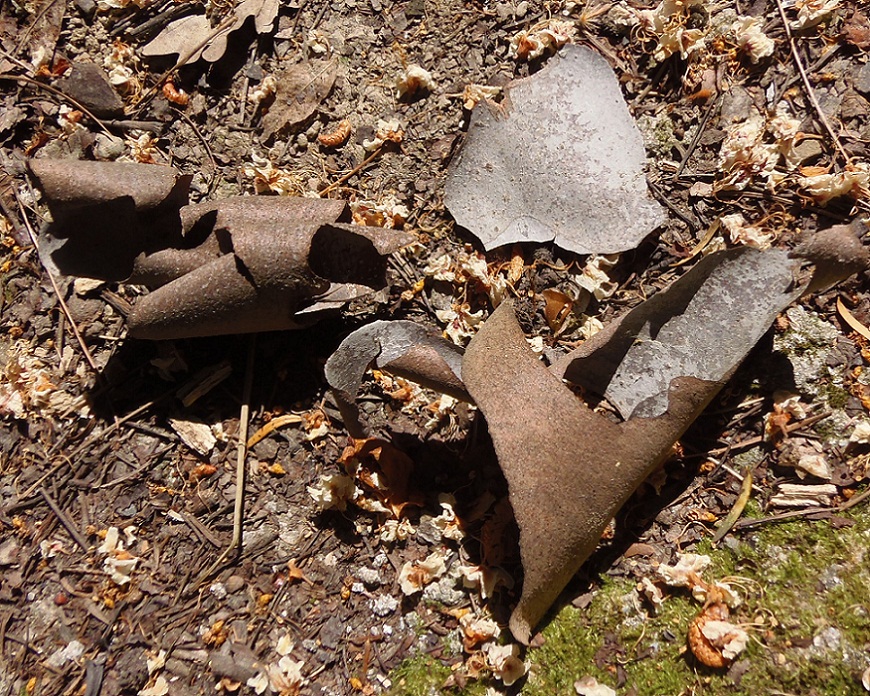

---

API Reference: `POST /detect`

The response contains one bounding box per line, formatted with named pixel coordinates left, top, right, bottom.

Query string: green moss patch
left=389, top=503, right=870, bottom=695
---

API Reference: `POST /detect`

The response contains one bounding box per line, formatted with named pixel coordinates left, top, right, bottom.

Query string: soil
left=1, top=0, right=869, bottom=695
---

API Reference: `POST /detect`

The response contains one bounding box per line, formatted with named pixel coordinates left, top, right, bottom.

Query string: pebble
left=855, top=62, right=870, bottom=96
left=225, top=575, right=246, bottom=593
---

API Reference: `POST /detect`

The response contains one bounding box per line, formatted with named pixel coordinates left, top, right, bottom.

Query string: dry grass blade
left=837, top=296, right=870, bottom=341
left=711, top=469, right=753, bottom=543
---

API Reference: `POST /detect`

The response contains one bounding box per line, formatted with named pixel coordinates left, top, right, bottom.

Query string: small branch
left=15, top=199, right=99, bottom=374
left=319, top=145, right=384, bottom=197
left=773, top=0, right=849, bottom=163
left=38, top=487, right=89, bottom=552
left=195, top=335, right=256, bottom=584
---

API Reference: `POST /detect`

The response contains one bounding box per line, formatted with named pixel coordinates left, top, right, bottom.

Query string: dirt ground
left=1, top=0, right=870, bottom=694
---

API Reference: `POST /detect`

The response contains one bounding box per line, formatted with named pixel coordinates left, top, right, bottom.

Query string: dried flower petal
left=398, top=551, right=448, bottom=595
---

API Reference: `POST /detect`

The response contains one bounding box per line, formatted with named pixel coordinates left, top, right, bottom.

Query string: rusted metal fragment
left=462, top=301, right=718, bottom=644
left=129, top=196, right=348, bottom=286
left=325, top=321, right=467, bottom=437
left=127, top=197, right=413, bottom=339
left=552, top=247, right=803, bottom=419
left=30, top=159, right=191, bottom=281
left=444, top=45, right=663, bottom=254
left=30, top=160, right=413, bottom=338
left=325, top=226, right=866, bottom=644
left=552, top=226, right=869, bottom=420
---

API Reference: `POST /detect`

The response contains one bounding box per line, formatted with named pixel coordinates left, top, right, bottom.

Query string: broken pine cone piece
left=325, top=225, right=868, bottom=644
left=29, top=159, right=414, bottom=339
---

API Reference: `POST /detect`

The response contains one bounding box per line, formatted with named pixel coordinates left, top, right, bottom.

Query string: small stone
left=92, top=133, right=126, bottom=160
left=356, top=567, right=381, bottom=586
left=855, top=62, right=870, bottom=96
left=404, top=0, right=425, bottom=16
left=225, top=575, right=245, bottom=593
left=56, top=63, right=125, bottom=118
left=791, top=138, right=823, bottom=163
left=370, top=593, right=399, bottom=616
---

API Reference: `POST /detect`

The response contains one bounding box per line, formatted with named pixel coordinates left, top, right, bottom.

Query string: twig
left=170, top=105, right=216, bottom=187
left=38, top=487, right=89, bottom=552
left=839, top=486, right=870, bottom=512
left=319, top=145, right=384, bottom=196
left=708, top=410, right=832, bottom=456
left=196, top=335, right=256, bottom=584
left=674, top=94, right=722, bottom=180
left=0, top=73, right=113, bottom=136
left=733, top=506, right=837, bottom=530
left=773, top=0, right=849, bottom=163
left=15, top=201, right=99, bottom=374
left=102, top=119, right=166, bottom=133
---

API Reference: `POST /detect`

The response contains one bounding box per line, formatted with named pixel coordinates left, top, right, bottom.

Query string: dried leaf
left=168, top=416, right=217, bottom=456
left=260, top=60, right=338, bottom=141
left=444, top=45, right=663, bottom=254
left=842, top=11, right=870, bottom=49
left=24, top=0, right=66, bottom=69
left=142, top=0, right=279, bottom=63
left=711, top=470, right=752, bottom=543
left=541, top=288, right=573, bottom=333
left=140, top=15, right=213, bottom=61
left=837, top=296, right=870, bottom=341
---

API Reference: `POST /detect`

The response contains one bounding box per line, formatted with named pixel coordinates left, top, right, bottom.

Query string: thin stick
left=231, top=335, right=256, bottom=552
left=0, top=73, right=113, bottom=136
left=708, top=410, right=832, bottom=456
left=839, top=486, right=870, bottom=512
left=773, top=0, right=849, bottom=163
left=15, top=200, right=99, bottom=374
left=319, top=145, right=383, bottom=196
left=38, top=487, right=89, bottom=552
left=196, top=335, right=256, bottom=583
left=9, top=392, right=173, bottom=506
left=674, top=94, right=722, bottom=180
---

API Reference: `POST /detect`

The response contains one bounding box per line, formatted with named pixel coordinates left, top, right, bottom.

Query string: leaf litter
left=4, top=0, right=870, bottom=692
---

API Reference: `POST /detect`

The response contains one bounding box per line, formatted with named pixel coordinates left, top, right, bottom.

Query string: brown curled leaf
left=318, top=119, right=352, bottom=147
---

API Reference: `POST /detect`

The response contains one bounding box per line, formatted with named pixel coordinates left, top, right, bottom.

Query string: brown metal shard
left=325, top=320, right=466, bottom=437
left=462, top=301, right=720, bottom=644
left=30, top=159, right=191, bottom=281
left=127, top=198, right=411, bottom=339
